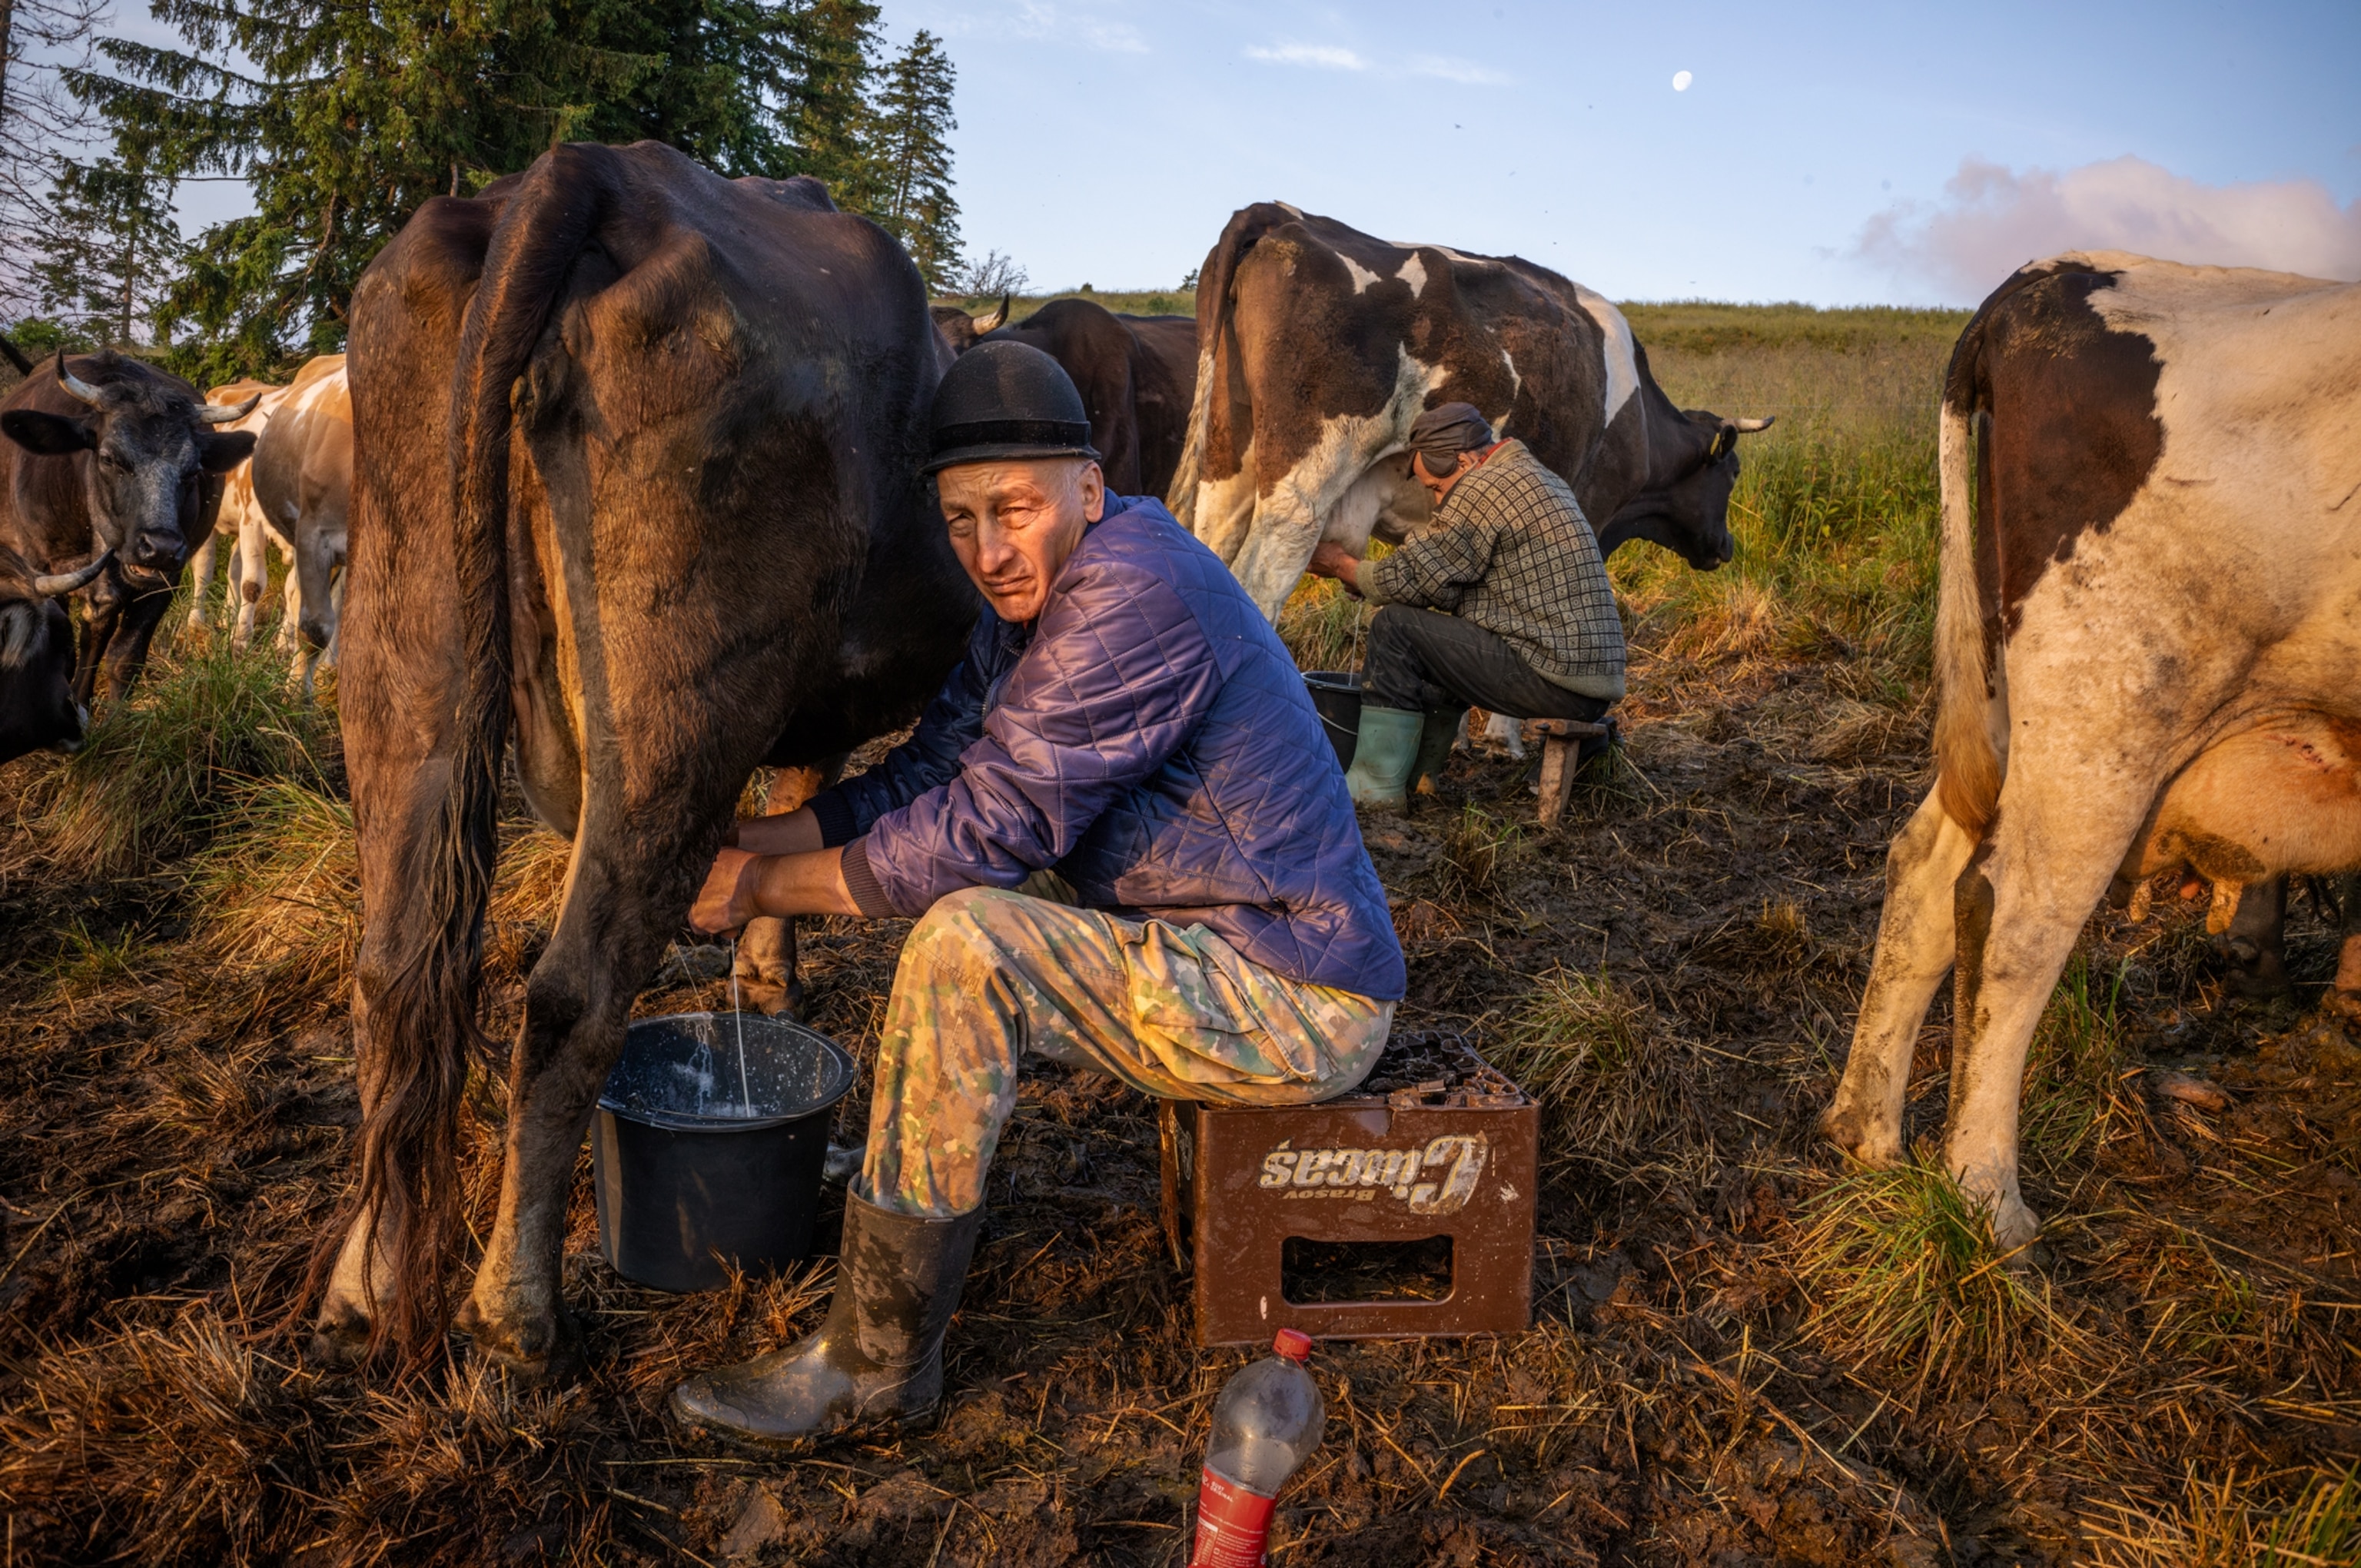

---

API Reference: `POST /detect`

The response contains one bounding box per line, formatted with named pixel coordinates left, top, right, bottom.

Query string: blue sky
left=144, top=0, right=2361, bottom=307
left=898, top=0, right=2361, bottom=304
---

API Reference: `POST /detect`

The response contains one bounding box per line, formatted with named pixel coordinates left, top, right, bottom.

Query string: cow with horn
left=0, top=353, right=261, bottom=703
left=313, top=140, right=975, bottom=1376
left=0, top=544, right=112, bottom=762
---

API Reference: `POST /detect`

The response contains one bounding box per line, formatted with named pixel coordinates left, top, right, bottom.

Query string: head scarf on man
left=1406, top=403, right=1495, bottom=473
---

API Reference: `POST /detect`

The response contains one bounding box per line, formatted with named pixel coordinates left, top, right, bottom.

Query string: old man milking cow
left=671, top=341, right=1406, bottom=1448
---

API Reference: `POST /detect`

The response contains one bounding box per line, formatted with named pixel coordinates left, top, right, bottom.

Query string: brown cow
left=975, top=298, right=1197, bottom=497
left=1170, top=202, right=1768, bottom=619
left=1, top=354, right=258, bottom=701
left=316, top=140, right=975, bottom=1374
left=928, top=295, right=1008, bottom=356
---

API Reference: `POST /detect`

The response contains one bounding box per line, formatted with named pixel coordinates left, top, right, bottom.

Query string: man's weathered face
left=937, top=457, right=1105, bottom=622
left=1413, top=448, right=1469, bottom=506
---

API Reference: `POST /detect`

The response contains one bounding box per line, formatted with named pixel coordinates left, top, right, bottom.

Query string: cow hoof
left=1958, top=1174, right=2041, bottom=1254
left=1817, top=1101, right=1902, bottom=1168
left=307, top=1300, right=376, bottom=1370
left=1989, top=1200, right=2041, bottom=1256
left=2320, top=988, right=2361, bottom=1022
left=457, top=1299, right=586, bottom=1386
left=2222, top=941, right=2292, bottom=999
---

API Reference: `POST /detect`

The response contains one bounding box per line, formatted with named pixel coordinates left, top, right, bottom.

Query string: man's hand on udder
left=692, top=846, right=763, bottom=936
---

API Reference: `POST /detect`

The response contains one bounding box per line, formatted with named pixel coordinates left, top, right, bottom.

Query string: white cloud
left=1245, top=42, right=1369, bottom=71
left=985, top=2, right=1147, bottom=54
left=1411, top=58, right=1508, bottom=86
left=1858, top=154, right=2361, bottom=300
left=1244, top=40, right=1505, bottom=85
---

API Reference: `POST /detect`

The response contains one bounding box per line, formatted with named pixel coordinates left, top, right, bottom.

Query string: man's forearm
left=748, top=846, right=861, bottom=918
left=732, top=807, right=824, bottom=855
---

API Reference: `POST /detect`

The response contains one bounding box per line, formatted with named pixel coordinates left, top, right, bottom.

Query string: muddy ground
left=0, top=611, right=2355, bottom=1565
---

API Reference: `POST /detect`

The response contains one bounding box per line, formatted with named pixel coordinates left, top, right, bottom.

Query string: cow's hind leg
left=1825, top=789, right=1977, bottom=1164
left=1942, top=766, right=2150, bottom=1250
left=460, top=799, right=736, bottom=1378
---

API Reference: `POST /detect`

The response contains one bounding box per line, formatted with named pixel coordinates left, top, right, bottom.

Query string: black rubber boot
left=669, top=1189, right=982, bottom=1449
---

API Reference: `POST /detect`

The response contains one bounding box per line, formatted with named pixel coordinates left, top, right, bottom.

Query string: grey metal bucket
left=592, top=1011, right=855, bottom=1293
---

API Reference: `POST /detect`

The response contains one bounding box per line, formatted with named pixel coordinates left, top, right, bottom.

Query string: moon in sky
left=1672, top=70, right=1693, bottom=91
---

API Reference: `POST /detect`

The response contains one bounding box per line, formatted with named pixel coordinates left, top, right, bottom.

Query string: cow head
left=929, top=294, right=1011, bottom=357
left=294, top=513, right=347, bottom=654
left=0, top=354, right=260, bottom=580
left=0, top=550, right=108, bottom=762
left=1596, top=411, right=1774, bottom=569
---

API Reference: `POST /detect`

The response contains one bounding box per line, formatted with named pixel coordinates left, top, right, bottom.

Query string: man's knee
left=902, top=885, right=1046, bottom=984
left=1366, top=606, right=1412, bottom=654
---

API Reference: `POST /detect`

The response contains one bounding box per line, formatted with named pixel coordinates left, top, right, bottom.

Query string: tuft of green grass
left=2020, top=952, right=2140, bottom=1175
left=2086, top=1466, right=2361, bottom=1568
left=35, top=634, right=331, bottom=875
left=1789, top=1158, right=2078, bottom=1393
left=1434, top=803, right=1520, bottom=903
left=1489, top=968, right=1682, bottom=1174
left=45, top=917, right=151, bottom=990
left=191, top=779, right=360, bottom=1020
left=2260, top=1467, right=2361, bottom=1568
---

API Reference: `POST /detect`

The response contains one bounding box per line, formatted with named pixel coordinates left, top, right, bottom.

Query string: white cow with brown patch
left=1167, top=201, right=1768, bottom=622
left=1825, top=252, right=2361, bottom=1249
left=189, top=377, right=295, bottom=647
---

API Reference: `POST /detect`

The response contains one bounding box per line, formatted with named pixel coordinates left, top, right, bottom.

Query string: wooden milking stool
left=1525, top=716, right=1614, bottom=826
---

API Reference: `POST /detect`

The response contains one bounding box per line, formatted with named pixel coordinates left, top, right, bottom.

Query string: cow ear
left=0, top=599, right=49, bottom=669
left=198, top=430, right=259, bottom=473
left=1707, top=423, right=1736, bottom=461
left=1, top=410, right=95, bottom=456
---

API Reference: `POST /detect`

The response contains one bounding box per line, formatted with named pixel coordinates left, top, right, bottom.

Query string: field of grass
left=1, top=302, right=2356, bottom=1566
left=933, top=287, right=1198, bottom=324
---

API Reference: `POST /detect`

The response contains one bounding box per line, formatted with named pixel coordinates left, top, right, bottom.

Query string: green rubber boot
left=1411, top=709, right=1459, bottom=799
left=1343, top=705, right=1424, bottom=809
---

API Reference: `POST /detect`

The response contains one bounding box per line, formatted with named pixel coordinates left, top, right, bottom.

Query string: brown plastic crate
left=1158, top=1035, right=1536, bottom=1345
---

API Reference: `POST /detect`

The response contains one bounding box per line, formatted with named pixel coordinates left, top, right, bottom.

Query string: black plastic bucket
left=1304, top=670, right=1362, bottom=767
left=592, top=1011, right=855, bottom=1293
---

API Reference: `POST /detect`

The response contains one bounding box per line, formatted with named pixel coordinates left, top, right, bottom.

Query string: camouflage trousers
left=861, top=885, right=1396, bottom=1218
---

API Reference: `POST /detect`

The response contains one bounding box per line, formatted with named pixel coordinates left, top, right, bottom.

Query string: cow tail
left=1166, top=204, right=1290, bottom=524
left=354, top=145, right=608, bottom=1368
left=1931, top=311, right=2001, bottom=838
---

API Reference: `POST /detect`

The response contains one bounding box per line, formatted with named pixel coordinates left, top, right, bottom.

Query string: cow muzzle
left=125, top=527, right=185, bottom=574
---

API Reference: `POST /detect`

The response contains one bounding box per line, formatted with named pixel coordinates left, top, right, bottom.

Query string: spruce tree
left=33, top=150, right=183, bottom=343
left=781, top=0, right=881, bottom=208
left=61, top=0, right=955, bottom=374
left=869, top=28, right=959, bottom=291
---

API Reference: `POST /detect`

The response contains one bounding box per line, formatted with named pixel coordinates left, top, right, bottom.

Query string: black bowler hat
left=921, top=340, right=1102, bottom=475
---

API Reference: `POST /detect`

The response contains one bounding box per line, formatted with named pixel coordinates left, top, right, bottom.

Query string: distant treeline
left=8, top=0, right=966, bottom=384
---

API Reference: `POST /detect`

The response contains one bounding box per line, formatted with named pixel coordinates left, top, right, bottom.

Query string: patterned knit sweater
left=1360, top=440, right=1627, bottom=700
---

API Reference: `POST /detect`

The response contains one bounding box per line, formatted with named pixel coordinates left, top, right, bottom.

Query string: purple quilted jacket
left=809, top=495, right=1404, bottom=1000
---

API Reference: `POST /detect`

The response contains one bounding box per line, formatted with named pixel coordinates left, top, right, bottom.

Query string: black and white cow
left=1824, top=252, right=2361, bottom=1248
left=1168, top=201, right=1768, bottom=620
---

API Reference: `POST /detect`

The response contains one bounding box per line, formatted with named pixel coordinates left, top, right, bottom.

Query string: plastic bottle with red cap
left=1188, top=1327, right=1326, bottom=1567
